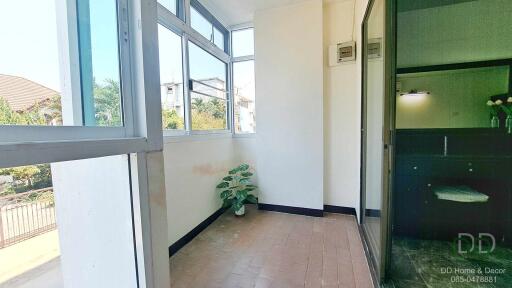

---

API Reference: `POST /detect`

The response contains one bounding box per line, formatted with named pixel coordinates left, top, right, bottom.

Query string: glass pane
left=189, top=42, right=228, bottom=130
left=190, top=7, right=213, bottom=41
left=213, top=27, right=225, bottom=51
left=77, top=0, right=123, bottom=127
left=233, top=61, right=256, bottom=133
left=362, top=0, right=386, bottom=278
left=232, top=28, right=254, bottom=57
left=191, top=94, right=227, bottom=130
left=390, top=1, right=512, bottom=287
left=0, top=0, right=123, bottom=128
left=158, top=0, right=177, bottom=15
left=0, top=1, right=63, bottom=126
left=158, top=25, right=185, bottom=130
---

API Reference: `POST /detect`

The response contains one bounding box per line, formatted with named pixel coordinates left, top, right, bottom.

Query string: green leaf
left=228, top=168, right=239, bottom=175
left=222, top=198, right=233, bottom=208
left=241, top=172, right=253, bottom=177
left=239, top=178, right=251, bottom=184
left=220, top=190, right=232, bottom=200
left=246, top=184, right=258, bottom=188
left=238, top=164, right=250, bottom=171
left=223, top=176, right=233, bottom=181
left=236, top=189, right=248, bottom=200
left=246, top=187, right=256, bottom=192
left=246, top=195, right=258, bottom=204
left=216, top=182, right=229, bottom=189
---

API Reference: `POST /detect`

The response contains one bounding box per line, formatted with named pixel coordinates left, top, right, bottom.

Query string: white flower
left=508, top=97, right=512, bottom=103
left=495, top=100, right=503, bottom=105
left=487, top=100, right=495, bottom=106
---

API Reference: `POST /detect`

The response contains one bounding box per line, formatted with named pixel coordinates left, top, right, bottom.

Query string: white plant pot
left=235, top=205, right=245, bottom=216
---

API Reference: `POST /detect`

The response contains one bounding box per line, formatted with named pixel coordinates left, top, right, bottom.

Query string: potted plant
left=216, top=164, right=258, bottom=216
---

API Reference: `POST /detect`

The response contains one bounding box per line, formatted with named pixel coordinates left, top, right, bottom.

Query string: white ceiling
left=198, top=0, right=314, bottom=27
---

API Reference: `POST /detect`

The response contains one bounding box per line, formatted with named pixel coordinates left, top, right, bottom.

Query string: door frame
left=359, top=0, right=397, bottom=283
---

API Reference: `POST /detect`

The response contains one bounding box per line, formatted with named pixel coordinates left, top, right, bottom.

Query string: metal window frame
left=230, top=25, right=255, bottom=62
left=189, top=0, right=229, bottom=53
left=230, top=25, right=255, bottom=135
left=157, top=1, right=232, bottom=135
left=0, top=0, right=145, bottom=151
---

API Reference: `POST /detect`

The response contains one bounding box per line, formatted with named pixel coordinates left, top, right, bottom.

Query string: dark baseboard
left=365, top=208, right=381, bottom=218
left=168, top=207, right=227, bottom=257
left=324, top=205, right=357, bottom=216
left=258, top=203, right=323, bottom=217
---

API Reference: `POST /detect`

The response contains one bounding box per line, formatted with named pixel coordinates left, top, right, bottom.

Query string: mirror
left=396, top=66, right=510, bottom=129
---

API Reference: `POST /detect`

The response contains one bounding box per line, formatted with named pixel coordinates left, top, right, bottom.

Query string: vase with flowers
left=498, top=97, right=512, bottom=134
left=487, top=100, right=501, bottom=128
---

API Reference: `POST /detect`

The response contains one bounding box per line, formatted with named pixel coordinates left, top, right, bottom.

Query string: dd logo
left=457, top=233, right=495, bottom=254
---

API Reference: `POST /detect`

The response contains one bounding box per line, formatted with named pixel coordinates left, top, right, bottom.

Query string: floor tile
left=169, top=205, right=373, bottom=287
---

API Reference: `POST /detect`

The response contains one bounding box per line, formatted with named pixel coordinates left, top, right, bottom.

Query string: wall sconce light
left=399, top=89, right=430, bottom=97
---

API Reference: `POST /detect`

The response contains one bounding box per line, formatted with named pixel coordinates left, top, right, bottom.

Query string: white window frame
left=157, top=0, right=232, bottom=137
left=230, top=24, right=256, bottom=135
left=0, top=0, right=145, bottom=147
left=0, top=0, right=169, bottom=287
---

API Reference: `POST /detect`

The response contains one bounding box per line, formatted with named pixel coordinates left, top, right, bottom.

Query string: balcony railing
left=0, top=188, right=56, bottom=248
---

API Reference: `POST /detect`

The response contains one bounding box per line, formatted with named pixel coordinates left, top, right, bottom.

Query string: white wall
left=254, top=0, right=324, bottom=210
left=323, top=0, right=361, bottom=210
left=164, top=136, right=256, bottom=245
left=52, top=155, right=137, bottom=288
left=397, top=0, right=512, bottom=68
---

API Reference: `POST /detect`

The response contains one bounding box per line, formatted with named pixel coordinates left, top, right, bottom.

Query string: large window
left=0, top=0, right=124, bottom=128
left=157, top=0, right=231, bottom=134
left=189, top=42, right=228, bottom=131
left=157, top=0, right=256, bottom=135
left=0, top=1, right=172, bottom=287
left=158, top=25, right=185, bottom=130
left=232, top=28, right=256, bottom=134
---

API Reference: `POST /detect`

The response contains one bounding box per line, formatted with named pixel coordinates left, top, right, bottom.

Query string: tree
left=0, top=95, right=60, bottom=195
left=190, top=97, right=226, bottom=129
left=162, top=108, right=184, bottom=129
left=94, top=79, right=122, bottom=126
left=0, top=97, right=23, bottom=124
left=0, top=166, right=39, bottom=193
left=191, top=110, right=226, bottom=130
left=0, top=95, right=62, bottom=125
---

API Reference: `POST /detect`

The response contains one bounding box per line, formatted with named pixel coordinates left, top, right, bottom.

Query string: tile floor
left=169, top=205, right=374, bottom=288
left=385, top=237, right=512, bottom=288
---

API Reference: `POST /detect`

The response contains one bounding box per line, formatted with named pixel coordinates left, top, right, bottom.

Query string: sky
left=0, top=0, right=61, bottom=91
left=0, top=0, right=120, bottom=92
left=0, top=0, right=254, bottom=98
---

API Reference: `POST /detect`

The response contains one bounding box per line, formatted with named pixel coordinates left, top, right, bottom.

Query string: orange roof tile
left=0, top=74, right=59, bottom=112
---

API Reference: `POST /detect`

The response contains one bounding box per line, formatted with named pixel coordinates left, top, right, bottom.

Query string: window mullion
left=182, top=34, right=192, bottom=133
left=57, top=0, right=84, bottom=126
left=118, top=0, right=135, bottom=137
left=184, top=0, right=191, bottom=27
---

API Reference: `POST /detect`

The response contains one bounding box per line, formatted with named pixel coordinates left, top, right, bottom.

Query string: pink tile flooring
left=170, top=205, right=374, bottom=288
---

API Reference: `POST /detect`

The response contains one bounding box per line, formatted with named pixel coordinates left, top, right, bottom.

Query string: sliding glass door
left=361, top=0, right=395, bottom=282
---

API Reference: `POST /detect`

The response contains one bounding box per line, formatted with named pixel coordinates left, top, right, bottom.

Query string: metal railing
left=0, top=188, right=56, bottom=249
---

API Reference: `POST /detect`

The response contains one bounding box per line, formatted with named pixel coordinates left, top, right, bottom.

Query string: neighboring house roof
left=0, top=74, right=59, bottom=112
